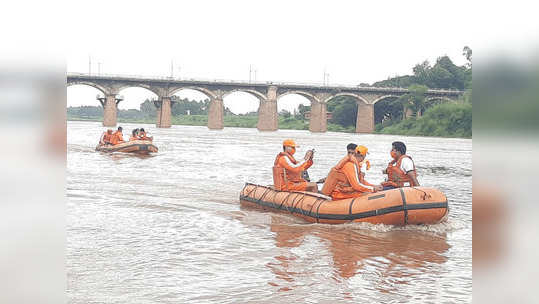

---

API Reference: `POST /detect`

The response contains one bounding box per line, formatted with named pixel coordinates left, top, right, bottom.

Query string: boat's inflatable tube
left=95, top=140, right=158, bottom=154
left=240, top=183, right=448, bottom=225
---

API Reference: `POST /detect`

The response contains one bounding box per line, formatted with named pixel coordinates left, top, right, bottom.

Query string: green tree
left=399, top=84, right=428, bottom=117
left=463, top=46, right=472, bottom=67
left=328, top=97, right=358, bottom=127
left=140, top=99, right=157, bottom=117
left=294, top=104, right=311, bottom=120
left=279, top=109, right=291, bottom=118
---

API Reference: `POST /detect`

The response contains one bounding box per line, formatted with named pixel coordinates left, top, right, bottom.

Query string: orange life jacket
left=272, top=152, right=308, bottom=191
left=321, top=155, right=365, bottom=196
left=382, top=155, right=417, bottom=188
left=110, top=131, right=124, bottom=145
left=102, top=131, right=113, bottom=145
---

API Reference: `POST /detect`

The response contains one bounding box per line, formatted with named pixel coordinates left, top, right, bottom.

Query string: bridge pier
left=257, top=100, right=278, bottom=131
left=208, top=97, right=224, bottom=130
left=404, top=107, right=414, bottom=119
left=309, top=101, right=327, bottom=132
left=356, top=102, right=374, bottom=133
left=103, top=94, right=118, bottom=127
left=156, top=97, right=172, bottom=128
left=258, top=86, right=278, bottom=131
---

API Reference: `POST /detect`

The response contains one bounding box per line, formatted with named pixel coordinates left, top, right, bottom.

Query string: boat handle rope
left=286, top=193, right=301, bottom=213
left=243, top=184, right=258, bottom=198
left=292, top=195, right=307, bottom=215
left=411, top=187, right=431, bottom=200
left=256, top=188, right=273, bottom=206
left=279, top=192, right=295, bottom=211
left=307, top=198, right=321, bottom=219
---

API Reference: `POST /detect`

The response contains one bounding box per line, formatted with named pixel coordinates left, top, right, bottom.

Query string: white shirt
left=400, top=157, right=415, bottom=173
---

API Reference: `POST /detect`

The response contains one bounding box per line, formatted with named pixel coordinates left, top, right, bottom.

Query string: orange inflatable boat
left=95, top=140, right=158, bottom=154
left=240, top=183, right=448, bottom=225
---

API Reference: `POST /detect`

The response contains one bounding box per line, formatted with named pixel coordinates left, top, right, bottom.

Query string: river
left=67, top=121, right=472, bottom=303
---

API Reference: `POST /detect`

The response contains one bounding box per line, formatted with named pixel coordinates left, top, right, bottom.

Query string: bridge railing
left=66, top=72, right=463, bottom=94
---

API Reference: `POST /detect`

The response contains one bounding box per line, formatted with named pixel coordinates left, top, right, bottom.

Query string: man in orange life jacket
left=382, top=141, right=420, bottom=189
left=110, top=126, right=125, bottom=145
left=99, top=129, right=113, bottom=146
left=273, top=139, right=318, bottom=193
left=321, top=143, right=382, bottom=200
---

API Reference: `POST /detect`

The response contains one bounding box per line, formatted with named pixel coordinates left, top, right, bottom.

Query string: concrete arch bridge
left=67, top=73, right=463, bottom=133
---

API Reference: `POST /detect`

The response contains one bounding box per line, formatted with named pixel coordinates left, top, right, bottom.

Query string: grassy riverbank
left=69, top=110, right=471, bottom=138
left=68, top=114, right=357, bottom=132
left=375, top=102, right=472, bottom=138
left=68, top=102, right=471, bottom=138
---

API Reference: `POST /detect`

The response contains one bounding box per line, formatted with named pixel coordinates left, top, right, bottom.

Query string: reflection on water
left=67, top=121, right=471, bottom=303
left=266, top=214, right=450, bottom=299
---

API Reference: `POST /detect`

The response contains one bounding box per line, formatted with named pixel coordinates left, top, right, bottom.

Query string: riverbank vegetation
left=68, top=47, right=472, bottom=138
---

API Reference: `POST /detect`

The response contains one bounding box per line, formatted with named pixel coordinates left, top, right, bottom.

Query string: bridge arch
left=116, top=86, right=159, bottom=110
left=372, top=94, right=401, bottom=104
left=66, top=81, right=108, bottom=95
left=169, top=86, right=217, bottom=100
left=277, top=91, right=318, bottom=103
left=115, top=83, right=161, bottom=97
left=222, top=89, right=266, bottom=101
left=323, top=93, right=368, bottom=105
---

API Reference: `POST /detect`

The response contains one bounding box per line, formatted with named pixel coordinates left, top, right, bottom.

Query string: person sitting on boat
left=273, top=139, right=318, bottom=193
left=129, top=128, right=140, bottom=141
left=99, top=129, right=114, bottom=146
left=381, top=141, right=420, bottom=189
left=110, top=126, right=125, bottom=145
left=321, top=144, right=382, bottom=200
left=137, top=128, right=153, bottom=141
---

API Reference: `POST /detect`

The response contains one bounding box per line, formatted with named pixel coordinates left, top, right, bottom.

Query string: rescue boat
left=95, top=140, right=158, bottom=154
left=240, top=183, right=448, bottom=225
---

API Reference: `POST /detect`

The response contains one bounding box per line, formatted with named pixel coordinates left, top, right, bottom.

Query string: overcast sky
left=62, top=1, right=479, bottom=113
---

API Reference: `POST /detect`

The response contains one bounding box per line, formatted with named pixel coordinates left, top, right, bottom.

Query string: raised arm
left=278, top=156, right=313, bottom=173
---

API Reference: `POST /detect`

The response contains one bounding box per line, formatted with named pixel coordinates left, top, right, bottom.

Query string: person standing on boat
left=381, top=141, right=420, bottom=189
left=110, top=126, right=125, bottom=145
left=273, top=139, right=318, bottom=193
left=321, top=144, right=382, bottom=200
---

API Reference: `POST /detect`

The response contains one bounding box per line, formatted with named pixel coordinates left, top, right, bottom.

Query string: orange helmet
left=355, top=145, right=369, bottom=156
left=283, top=139, right=299, bottom=148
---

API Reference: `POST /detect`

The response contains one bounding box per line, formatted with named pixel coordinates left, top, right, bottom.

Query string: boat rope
left=243, top=184, right=258, bottom=198
left=411, top=187, right=431, bottom=200
left=307, top=197, right=321, bottom=219
left=315, top=199, right=327, bottom=223
left=292, top=195, right=307, bottom=215
left=279, top=192, right=295, bottom=211
left=256, top=188, right=273, bottom=206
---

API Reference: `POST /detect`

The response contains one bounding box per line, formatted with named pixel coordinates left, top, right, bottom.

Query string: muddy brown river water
left=67, top=121, right=472, bottom=303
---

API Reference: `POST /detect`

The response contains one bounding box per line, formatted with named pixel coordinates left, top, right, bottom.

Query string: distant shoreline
left=67, top=116, right=471, bottom=139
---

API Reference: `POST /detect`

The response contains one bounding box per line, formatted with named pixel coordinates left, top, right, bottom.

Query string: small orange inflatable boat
left=95, top=140, right=158, bottom=154
left=240, top=183, right=448, bottom=225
